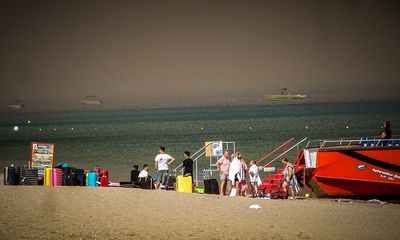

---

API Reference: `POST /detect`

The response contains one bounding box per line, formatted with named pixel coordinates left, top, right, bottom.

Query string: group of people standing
left=131, top=146, right=193, bottom=189
left=216, top=149, right=260, bottom=197
left=217, top=149, right=300, bottom=198
left=132, top=146, right=299, bottom=199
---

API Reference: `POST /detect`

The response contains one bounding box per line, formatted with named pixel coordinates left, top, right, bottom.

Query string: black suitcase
left=139, top=177, right=153, bottom=190
left=131, top=170, right=140, bottom=183
left=62, top=167, right=74, bottom=175
left=20, top=169, right=38, bottom=185
left=4, top=166, right=20, bottom=185
left=74, top=169, right=86, bottom=186
left=63, top=173, right=77, bottom=186
left=3, top=167, right=7, bottom=185
left=204, top=179, right=219, bottom=195
left=164, top=175, right=176, bottom=190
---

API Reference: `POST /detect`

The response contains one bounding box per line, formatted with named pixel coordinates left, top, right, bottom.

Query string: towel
left=228, top=157, right=243, bottom=184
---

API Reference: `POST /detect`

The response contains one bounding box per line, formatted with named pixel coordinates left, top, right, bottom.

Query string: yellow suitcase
left=44, top=167, right=52, bottom=186
left=176, top=175, right=192, bottom=193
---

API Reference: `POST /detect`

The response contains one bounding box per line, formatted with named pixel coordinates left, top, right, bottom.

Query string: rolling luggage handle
left=202, top=169, right=213, bottom=180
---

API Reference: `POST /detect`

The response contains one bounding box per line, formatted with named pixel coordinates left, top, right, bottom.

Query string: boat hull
left=305, top=147, right=400, bottom=197
left=264, top=95, right=306, bottom=101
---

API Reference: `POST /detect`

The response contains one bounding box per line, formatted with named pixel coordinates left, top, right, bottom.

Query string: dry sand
left=1, top=175, right=399, bottom=240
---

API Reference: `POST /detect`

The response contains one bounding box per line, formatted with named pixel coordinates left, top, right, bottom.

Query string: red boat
left=257, top=137, right=400, bottom=198
left=300, top=138, right=400, bottom=198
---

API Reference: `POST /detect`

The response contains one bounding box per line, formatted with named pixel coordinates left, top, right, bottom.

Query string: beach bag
left=271, top=191, right=288, bottom=199
left=229, top=188, right=237, bottom=197
left=194, top=187, right=205, bottom=194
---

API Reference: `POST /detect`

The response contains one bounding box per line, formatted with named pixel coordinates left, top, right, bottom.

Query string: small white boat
left=8, top=100, right=24, bottom=111
left=80, top=96, right=103, bottom=105
left=264, top=88, right=306, bottom=101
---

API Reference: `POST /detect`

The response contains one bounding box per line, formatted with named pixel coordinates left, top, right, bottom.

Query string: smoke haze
left=1, top=0, right=399, bottom=111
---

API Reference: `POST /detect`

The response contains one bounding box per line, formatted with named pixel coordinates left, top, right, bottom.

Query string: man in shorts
left=216, top=149, right=231, bottom=196
left=282, top=158, right=300, bottom=199
left=155, top=146, right=175, bottom=190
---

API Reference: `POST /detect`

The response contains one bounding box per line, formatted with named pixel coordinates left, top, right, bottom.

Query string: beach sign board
left=30, top=142, right=55, bottom=169
left=205, top=141, right=223, bottom=157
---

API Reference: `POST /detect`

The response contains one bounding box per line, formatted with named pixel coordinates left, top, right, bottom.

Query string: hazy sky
left=1, top=0, right=399, bottom=110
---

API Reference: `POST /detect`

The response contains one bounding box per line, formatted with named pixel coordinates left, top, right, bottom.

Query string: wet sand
left=1, top=175, right=399, bottom=240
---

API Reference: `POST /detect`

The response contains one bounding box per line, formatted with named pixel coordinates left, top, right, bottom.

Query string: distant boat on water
left=264, top=88, right=306, bottom=101
left=80, top=96, right=103, bottom=105
left=8, top=100, right=24, bottom=111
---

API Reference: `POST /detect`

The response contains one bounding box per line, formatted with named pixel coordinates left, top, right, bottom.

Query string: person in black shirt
left=182, top=151, right=193, bottom=177
left=131, top=165, right=140, bottom=183
left=380, top=121, right=392, bottom=139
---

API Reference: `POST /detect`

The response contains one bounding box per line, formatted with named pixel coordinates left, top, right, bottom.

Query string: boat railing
left=172, top=142, right=213, bottom=185
left=262, top=137, right=308, bottom=167
left=306, top=136, right=400, bottom=149
left=255, top=138, right=295, bottom=166
left=172, top=141, right=236, bottom=186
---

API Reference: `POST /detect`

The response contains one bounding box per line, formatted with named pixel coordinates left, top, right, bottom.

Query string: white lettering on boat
left=371, top=168, right=400, bottom=181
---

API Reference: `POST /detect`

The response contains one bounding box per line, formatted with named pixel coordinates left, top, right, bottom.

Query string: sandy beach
left=0, top=174, right=399, bottom=240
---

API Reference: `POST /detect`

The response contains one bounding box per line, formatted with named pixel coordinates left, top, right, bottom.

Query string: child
left=248, top=160, right=260, bottom=197
left=238, top=180, right=248, bottom=196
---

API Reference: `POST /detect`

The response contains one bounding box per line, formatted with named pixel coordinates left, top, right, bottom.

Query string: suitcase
left=164, top=175, right=176, bottom=190
left=138, top=177, right=153, bottom=190
left=20, top=169, right=38, bottom=185
left=176, top=175, right=192, bottom=193
left=3, top=167, right=8, bottom=185
left=74, top=169, right=86, bottom=186
left=51, top=168, right=63, bottom=186
left=62, top=167, right=74, bottom=175
left=87, top=171, right=98, bottom=187
left=99, top=169, right=109, bottom=187
left=161, top=174, right=168, bottom=186
left=4, top=166, right=20, bottom=185
left=63, top=173, right=77, bottom=186
left=100, top=175, right=109, bottom=187
left=204, top=179, right=219, bottom=195
left=44, top=168, right=52, bottom=186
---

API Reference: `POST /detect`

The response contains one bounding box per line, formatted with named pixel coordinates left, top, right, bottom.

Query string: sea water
left=0, top=100, right=399, bottom=181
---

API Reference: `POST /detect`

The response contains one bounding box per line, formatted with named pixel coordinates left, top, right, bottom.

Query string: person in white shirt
left=155, top=146, right=175, bottom=189
left=248, top=160, right=260, bottom=197
left=138, top=164, right=149, bottom=178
